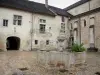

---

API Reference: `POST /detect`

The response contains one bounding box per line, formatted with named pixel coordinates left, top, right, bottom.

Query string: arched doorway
left=6, top=36, right=20, bottom=50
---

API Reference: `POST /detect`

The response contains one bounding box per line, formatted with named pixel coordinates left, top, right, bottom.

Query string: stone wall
left=67, top=0, right=100, bottom=16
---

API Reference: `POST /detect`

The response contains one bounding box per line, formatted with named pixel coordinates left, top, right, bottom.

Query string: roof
left=0, top=0, right=71, bottom=17
left=64, top=0, right=90, bottom=11
left=49, top=6, right=72, bottom=17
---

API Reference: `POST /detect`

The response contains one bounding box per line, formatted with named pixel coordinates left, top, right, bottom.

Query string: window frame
left=13, top=15, right=22, bottom=25
left=60, top=23, right=65, bottom=33
left=3, top=19, right=8, bottom=27
left=40, top=19, right=46, bottom=23
left=35, top=40, right=38, bottom=45
left=84, top=19, right=86, bottom=27
left=39, top=24, right=46, bottom=33
left=61, top=16, right=65, bottom=22
left=46, top=40, right=49, bottom=45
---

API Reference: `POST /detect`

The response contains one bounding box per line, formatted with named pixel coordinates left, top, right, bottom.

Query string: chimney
left=45, top=0, right=48, bottom=8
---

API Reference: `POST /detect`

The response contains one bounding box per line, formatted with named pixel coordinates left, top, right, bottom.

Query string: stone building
left=0, top=0, right=100, bottom=52
left=0, top=0, right=71, bottom=51
left=64, top=0, right=100, bottom=51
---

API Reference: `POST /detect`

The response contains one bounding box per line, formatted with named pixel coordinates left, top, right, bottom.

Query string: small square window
left=40, top=19, right=46, bottom=23
left=46, top=40, right=49, bottom=45
left=3, top=19, right=8, bottom=26
left=40, top=19, right=42, bottom=22
left=49, top=27, right=51, bottom=30
left=35, top=40, right=38, bottom=45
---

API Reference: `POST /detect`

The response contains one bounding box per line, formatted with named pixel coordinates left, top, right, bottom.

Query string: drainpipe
left=31, top=13, right=34, bottom=51
left=79, top=17, right=81, bottom=45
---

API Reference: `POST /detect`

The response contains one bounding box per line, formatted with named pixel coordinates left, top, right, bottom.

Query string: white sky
left=29, top=0, right=80, bottom=9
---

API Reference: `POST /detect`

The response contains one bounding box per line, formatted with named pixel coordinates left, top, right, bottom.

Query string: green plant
left=71, top=43, right=86, bottom=52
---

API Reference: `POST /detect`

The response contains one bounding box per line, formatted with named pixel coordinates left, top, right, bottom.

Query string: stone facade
left=67, top=0, right=100, bottom=51
left=0, top=0, right=100, bottom=52
left=0, top=7, right=68, bottom=51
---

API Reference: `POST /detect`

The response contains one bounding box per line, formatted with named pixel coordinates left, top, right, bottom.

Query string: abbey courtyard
left=0, top=0, right=100, bottom=75
left=0, top=0, right=100, bottom=52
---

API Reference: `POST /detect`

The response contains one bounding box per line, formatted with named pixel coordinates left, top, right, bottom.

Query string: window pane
left=35, top=40, right=38, bottom=45
left=14, top=15, right=17, bottom=19
left=3, top=19, right=8, bottom=26
left=3, top=20, right=5, bottom=26
left=46, top=40, right=49, bottom=45
left=40, top=24, right=45, bottom=33
left=40, top=19, right=42, bottom=22
left=84, top=20, right=86, bottom=27
left=13, top=15, right=22, bottom=25
left=62, top=16, right=65, bottom=22
left=40, top=19, right=46, bottom=23
left=18, top=16, right=22, bottom=19
left=13, top=20, right=17, bottom=25
left=43, top=20, right=46, bottom=23
left=18, top=20, right=22, bottom=25
left=6, top=20, right=8, bottom=26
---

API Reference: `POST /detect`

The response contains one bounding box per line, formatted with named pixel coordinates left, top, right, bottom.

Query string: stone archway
left=6, top=36, right=20, bottom=50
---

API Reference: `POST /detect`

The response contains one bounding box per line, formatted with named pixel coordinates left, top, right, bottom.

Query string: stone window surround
left=89, top=25, right=95, bottom=48
left=3, top=19, right=8, bottom=27
left=39, top=19, right=46, bottom=33
left=35, top=40, right=38, bottom=45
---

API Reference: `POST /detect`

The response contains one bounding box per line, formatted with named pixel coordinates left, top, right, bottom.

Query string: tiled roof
left=0, top=0, right=71, bottom=17
left=64, top=0, right=90, bottom=11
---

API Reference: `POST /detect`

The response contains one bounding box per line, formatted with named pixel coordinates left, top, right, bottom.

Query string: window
left=84, top=20, right=86, bottom=27
left=35, top=40, right=38, bottom=45
left=74, top=21, right=78, bottom=28
left=89, top=26, right=95, bottom=47
left=3, top=19, right=8, bottom=26
left=46, top=40, right=49, bottom=45
left=13, top=15, right=22, bottom=25
left=49, top=27, right=51, bottom=30
left=40, top=24, right=46, bottom=33
left=90, top=17, right=95, bottom=25
left=60, top=23, right=65, bottom=33
left=74, top=28, right=78, bottom=43
left=40, top=19, right=46, bottom=23
left=70, top=30, right=73, bottom=36
left=61, top=16, right=65, bottom=22
left=70, top=23, right=73, bottom=30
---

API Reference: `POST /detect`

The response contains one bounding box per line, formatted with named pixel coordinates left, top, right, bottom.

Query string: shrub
left=71, top=43, right=86, bottom=52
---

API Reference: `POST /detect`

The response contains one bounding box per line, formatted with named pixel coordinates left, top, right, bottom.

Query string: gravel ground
left=0, top=51, right=100, bottom=75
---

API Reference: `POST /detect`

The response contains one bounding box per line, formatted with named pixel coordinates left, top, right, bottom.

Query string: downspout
left=79, top=16, right=81, bottom=45
left=31, top=13, right=34, bottom=51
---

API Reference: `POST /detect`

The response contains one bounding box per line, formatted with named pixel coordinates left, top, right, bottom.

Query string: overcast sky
left=29, top=0, right=80, bottom=9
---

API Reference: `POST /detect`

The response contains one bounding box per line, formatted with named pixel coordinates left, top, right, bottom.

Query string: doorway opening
left=6, top=36, right=20, bottom=50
